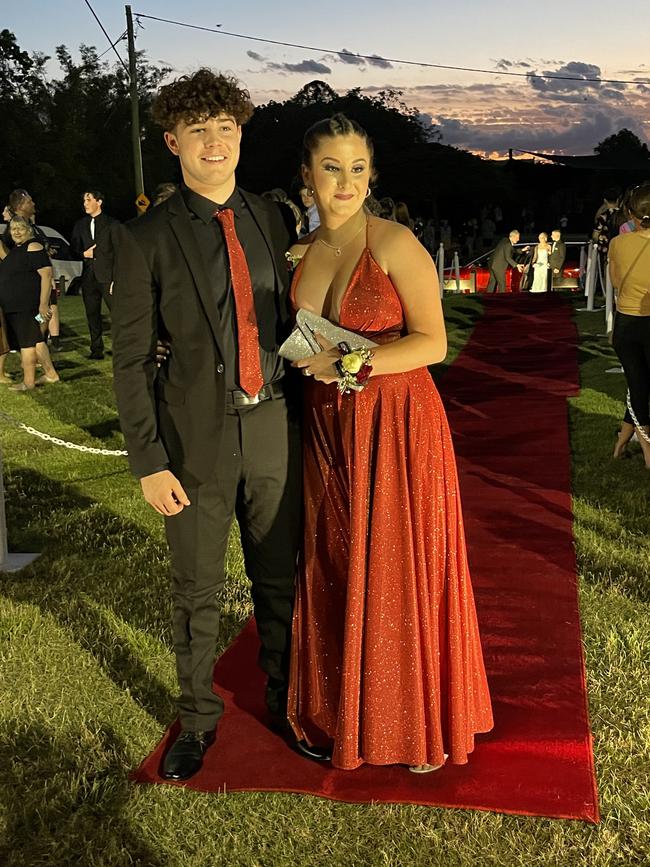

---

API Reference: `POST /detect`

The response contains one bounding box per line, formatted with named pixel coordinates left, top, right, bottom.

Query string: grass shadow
left=0, top=720, right=169, bottom=866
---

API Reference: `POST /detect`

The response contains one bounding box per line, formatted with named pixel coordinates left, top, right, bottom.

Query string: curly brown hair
left=151, top=69, right=254, bottom=131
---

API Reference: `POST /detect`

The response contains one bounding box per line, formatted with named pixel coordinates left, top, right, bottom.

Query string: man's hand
left=38, top=304, right=51, bottom=322
left=156, top=338, right=171, bottom=368
left=140, top=470, right=191, bottom=516
left=553, top=268, right=559, bottom=274
left=83, top=244, right=96, bottom=259
left=517, top=264, right=525, bottom=272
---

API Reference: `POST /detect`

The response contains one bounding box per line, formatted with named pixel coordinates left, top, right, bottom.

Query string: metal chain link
left=626, top=392, right=650, bottom=445
left=0, top=409, right=128, bottom=456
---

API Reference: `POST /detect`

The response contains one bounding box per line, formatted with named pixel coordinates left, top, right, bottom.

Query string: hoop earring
left=365, top=189, right=371, bottom=199
left=308, top=188, right=314, bottom=196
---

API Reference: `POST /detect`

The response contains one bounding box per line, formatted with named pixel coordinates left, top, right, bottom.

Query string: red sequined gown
left=287, top=244, right=493, bottom=770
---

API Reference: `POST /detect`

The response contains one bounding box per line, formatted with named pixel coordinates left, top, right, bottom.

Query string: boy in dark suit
left=112, top=69, right=329, bottom=781
left=70, top=190, right=117, bottom=358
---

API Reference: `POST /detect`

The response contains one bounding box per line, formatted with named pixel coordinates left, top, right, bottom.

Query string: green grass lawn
left=0, top=296, right=647, bottom=866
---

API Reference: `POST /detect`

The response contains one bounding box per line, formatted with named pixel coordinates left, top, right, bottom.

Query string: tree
left=594, top=129, right=650, bottom=164
left=0, top=31, right=171, bottom=231
left=240, top=80, right=433, bottom=197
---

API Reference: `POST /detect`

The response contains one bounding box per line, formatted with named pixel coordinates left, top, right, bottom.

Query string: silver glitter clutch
left=279, top=309, right=377, bottom=362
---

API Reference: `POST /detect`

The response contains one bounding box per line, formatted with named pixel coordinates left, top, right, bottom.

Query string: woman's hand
left=38, top=304, right=51, bottom=322
left=292, top=333, right=340, bottom=385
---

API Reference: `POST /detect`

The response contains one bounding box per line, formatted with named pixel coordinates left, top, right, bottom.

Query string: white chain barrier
left=626, top=392, right=650, bottom=445
left=0, top=409, right=128, bottom=456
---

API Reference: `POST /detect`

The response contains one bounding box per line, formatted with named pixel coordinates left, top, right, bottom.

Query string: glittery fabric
left=214, top=208, right=264, bottom=396
left=287, top=247, right=494, bottom=769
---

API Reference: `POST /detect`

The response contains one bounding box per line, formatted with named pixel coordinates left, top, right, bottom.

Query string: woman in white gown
left=530, top=231, right=551, bottom=293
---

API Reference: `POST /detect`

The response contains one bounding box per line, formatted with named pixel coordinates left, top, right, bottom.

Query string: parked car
left=443, top=240, right=585, bottom=293
left=36, top=225, right=83, bottom=294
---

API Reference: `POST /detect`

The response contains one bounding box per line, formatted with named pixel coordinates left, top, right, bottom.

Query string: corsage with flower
left=336, top=342, right=375, bottom=394
left=285, top=250, right=303, bottom=272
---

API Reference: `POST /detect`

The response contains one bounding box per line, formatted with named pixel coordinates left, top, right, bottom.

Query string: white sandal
left=408, top=754, right=448, bottom=774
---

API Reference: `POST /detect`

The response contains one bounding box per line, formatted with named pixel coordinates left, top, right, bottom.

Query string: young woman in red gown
left=287, top=114, right=493, bottom=772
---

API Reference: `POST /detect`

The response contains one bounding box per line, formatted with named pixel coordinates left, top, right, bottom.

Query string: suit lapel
left=166, top=192, right=225, bottom=355
left=239, top=189, right=288, bottom=292
left=240, top=189, right=291, bottom=325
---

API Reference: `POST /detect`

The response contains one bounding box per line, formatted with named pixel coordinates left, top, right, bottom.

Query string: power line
left=97, top=29, right=128, bottom=61
left=132, top=12, right=649, bottom=87
left=83, top=0, right=130, bottom=75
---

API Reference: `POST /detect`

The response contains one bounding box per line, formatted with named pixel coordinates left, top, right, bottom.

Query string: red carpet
left=132, top=294, right=599, bottom=823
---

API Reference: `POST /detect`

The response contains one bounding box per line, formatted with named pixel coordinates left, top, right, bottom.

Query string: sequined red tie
left=214, top=208, right=264, bottom=396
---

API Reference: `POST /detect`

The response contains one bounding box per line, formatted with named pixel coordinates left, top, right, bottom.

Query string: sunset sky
left=6, top=0, right=650, bottom=157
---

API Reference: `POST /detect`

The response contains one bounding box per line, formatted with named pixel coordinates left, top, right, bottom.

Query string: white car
left=35, top=225, right=83, bottom=292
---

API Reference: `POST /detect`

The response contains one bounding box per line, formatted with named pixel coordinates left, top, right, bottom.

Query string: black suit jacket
left=111, top=189, right=294, bottom=483
left=70, top=211, right=118, bottom=284
left=488, top=237, right=519, bottom=271
left=549, top=240, right=566, bottom=273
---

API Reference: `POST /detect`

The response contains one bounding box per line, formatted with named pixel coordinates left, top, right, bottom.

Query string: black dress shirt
left=180, top=184, right=283, bottom=392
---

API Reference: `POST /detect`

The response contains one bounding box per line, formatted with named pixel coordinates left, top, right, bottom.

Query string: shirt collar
left=181, top=184, right=244, bottom=224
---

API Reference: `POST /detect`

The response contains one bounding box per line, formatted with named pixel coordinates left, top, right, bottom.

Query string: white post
left=453, top=251, right=461, bottom=292
left=0, top=448, right=40, bottom=572
left=605, top=258, right=614, bottom=335
left=579, top=244, right=587, bottom=285
left=437, top=243, right=445, bottom=298
left=579, top=243, right=597, bottom=311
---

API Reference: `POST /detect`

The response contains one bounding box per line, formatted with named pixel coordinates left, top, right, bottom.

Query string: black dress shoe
left=294, top=738, right=332, bottom=763
left=269, top=715, right=332, bottom=763
left=88, top=352, right=104, bottom=360
left=161, top=729, right=216, bottom=780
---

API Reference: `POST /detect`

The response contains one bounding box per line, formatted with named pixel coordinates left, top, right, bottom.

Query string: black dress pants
left=164, top=394, right=302, bottom=732
left=81, top=268, right=112, bottom=354
left=612, top=312, right=650, bottom=426
left=487, top=267, right=507, bottom=293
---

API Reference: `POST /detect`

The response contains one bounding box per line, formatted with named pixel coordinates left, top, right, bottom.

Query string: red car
left=443, top=241, right=584, bottom=293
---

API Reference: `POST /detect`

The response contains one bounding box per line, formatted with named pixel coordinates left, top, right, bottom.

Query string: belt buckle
left=233, top=389, right=263, bottom=407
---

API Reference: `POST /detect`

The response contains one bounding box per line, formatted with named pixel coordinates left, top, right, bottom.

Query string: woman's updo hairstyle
left=629, top=183, right=650, bottom=229
left=302, top=113, right=377, bottom=183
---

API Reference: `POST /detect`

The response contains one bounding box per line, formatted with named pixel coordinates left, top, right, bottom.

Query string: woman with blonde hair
left=529, top=231, right=551, bottom=293
left=0, top=217, right=59, bottom=390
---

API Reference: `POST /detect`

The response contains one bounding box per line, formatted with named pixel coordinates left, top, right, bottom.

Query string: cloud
left=527, top=60, right=603, bottom=93
left=367, top=54, right=393, bottom=69
left=275, top=59, right=332, bottom=74
left=338, top=48, right=365, bottom=66
left=325, top=49, right=393, bottom=70
left=434, top=108, right=647, bottom=156
left=246, top=50, right=331, bottom=75
left=492, top=58, right=532, bottom=70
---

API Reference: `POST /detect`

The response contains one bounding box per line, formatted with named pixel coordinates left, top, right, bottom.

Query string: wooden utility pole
left=125, top=5, right=147, bottom=209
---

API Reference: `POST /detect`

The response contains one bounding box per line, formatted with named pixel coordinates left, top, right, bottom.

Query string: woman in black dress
left=0, top=216, right=59, bottom=391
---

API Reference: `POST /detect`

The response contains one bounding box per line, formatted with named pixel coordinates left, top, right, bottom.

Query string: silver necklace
left=317, top=221, right=366, bottom=256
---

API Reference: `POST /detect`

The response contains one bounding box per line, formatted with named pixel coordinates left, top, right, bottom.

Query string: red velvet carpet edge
left=132, top=294, right=599, bottom=823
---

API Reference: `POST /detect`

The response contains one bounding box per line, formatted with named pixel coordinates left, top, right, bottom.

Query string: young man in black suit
left=70, top=190, right=117, bottom=359
left=548, top=229, right=567, bottom=291
left=112, top=69, right=329, bottom=781
left=486, top=229, right=525, bottom=293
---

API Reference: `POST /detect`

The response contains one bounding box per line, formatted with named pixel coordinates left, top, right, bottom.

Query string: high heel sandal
left=408, top=754, right=448, bottom=774
left=613, top=424, right=635, bottom=459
